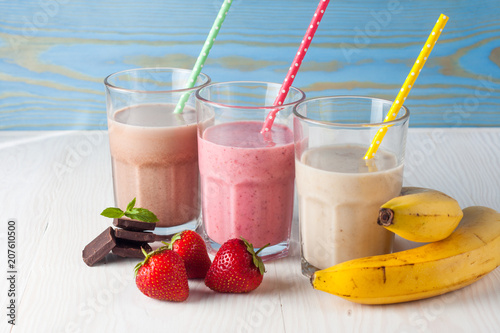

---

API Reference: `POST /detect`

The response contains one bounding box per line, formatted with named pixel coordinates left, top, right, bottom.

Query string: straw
left=363, top=13, right=449, bottom=160
left=260, top=0, right=330, bottom=133
left=173, top=0, right=233, bottom=114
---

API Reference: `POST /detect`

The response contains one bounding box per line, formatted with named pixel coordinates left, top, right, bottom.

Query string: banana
left=378, top=187, right=463, bottom=242
left=311, top=206, right=500, bottom=304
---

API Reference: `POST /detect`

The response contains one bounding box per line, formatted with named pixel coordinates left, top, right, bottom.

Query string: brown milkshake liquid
left=108, top=103, right=199, bottom=227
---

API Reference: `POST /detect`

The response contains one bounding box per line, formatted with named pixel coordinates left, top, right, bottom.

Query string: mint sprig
left=101, top=198, right=159, bottom=223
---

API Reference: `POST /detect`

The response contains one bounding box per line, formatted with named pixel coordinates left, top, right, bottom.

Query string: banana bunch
left=377, top=187, right=463, bottom=242
left=311, top=206, right=500, bottom=304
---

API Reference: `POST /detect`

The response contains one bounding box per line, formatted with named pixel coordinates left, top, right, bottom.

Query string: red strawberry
left=134, top=248, right=189, bottom=302
left=167, top=230, right=211, bottom=279
left=204, top=237, right=269, bottom=293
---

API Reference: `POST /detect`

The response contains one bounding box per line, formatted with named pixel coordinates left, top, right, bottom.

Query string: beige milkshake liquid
left=108, top=103, right=199, bottom=228
left=296, top=145, right=403, bottom=272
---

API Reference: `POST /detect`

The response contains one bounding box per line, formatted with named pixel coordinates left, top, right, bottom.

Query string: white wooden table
left=1, top=128, right=499, bottom=333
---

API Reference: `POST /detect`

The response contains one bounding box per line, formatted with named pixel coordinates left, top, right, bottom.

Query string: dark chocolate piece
left=112, top=240, right=152, bottom=258
left=83, top=227, right=116, bottom=266
left=113, top=218, right=156, bottom=232
left=114, top=228, right=157, bottom=243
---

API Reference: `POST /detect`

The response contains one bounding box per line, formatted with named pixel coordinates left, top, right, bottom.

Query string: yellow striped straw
left=364, top=13, right=449, bottom=160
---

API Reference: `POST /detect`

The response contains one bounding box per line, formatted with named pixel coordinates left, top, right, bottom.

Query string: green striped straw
left=173, top=0, right=233, bottom=114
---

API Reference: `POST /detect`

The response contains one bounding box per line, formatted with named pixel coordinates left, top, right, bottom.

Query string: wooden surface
left=0, top=128, right=499, bottom=332
left=1, top=0, right=500, bottom=129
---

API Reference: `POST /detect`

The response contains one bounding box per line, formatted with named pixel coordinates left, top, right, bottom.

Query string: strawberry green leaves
left=242, top=237, right=268, bottom=275
left=101, top=198, right=159, bottom=223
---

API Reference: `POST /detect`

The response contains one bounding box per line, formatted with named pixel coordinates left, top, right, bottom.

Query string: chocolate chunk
left=113, top=218, right=156, bottom=232
left=112, top=240, right=152, bottom=258
left=83, top=227, right=116, bottom=266
left=114, top=228, right=157, bottom=243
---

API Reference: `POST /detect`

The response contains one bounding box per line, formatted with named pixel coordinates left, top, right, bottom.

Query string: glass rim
left=103, top=67, right=211, bottom=94
left=293, top=95, right=410, bottom=128
left=195, top=80, right=306, bottom=110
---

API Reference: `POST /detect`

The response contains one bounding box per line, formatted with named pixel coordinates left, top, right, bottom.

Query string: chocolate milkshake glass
left=104, top=68, right=210, bottom=235
left=196, top=81, right=305, bottom=261
left=293, top=96, right=409, bottom=277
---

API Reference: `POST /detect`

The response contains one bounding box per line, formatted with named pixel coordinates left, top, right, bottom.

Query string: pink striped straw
left=261, top=0, right=330, bottom=133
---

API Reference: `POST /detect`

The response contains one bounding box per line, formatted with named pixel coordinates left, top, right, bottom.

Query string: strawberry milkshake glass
left=196, top=81, right=305, bottom=261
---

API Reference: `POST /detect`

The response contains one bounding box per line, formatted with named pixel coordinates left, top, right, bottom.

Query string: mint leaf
left=101, top=207, right=124, bottom=219
left=126, top=198, right=136, bottom=212
left=125, top=208, right=159, bottom=223
left=101, top=198, right=159, bottom=223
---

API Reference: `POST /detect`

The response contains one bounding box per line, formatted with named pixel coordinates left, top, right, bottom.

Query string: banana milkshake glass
left=293, top=96, right=409, bottom=277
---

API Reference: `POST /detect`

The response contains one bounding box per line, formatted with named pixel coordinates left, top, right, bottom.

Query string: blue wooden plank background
left=0, top=0, right=499, bottom=130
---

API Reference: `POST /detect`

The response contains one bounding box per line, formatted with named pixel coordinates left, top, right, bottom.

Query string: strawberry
left=167, top=230, right=211, bottom=279
left=134, top=248, right=189, bottom=302
left=204, top=237, right=269, bottom=293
